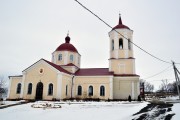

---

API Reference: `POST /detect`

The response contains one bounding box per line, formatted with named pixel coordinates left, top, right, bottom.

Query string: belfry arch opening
left=112, top=40, right=114, bottom=50
left=128, top=39, right=131, bottom=50
left=119, top=38, right=123, bottom=49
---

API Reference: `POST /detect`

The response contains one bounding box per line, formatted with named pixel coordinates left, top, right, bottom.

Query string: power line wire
left=74, top=0, right=173, bottom=64
left=142, top=65, right=172, bottom=80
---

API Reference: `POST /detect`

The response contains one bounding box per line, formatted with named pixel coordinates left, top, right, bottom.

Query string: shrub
left=128, top=95, right=131, bottom=102
left=138, top=95, right=141, bottom=101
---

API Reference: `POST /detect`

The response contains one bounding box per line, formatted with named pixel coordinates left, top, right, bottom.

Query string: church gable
left=23, top=59, right=71, bottom=75
left=23, top=59, right=54, bottom=73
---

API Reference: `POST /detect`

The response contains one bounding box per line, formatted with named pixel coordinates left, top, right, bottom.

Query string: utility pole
left=175, top=67, right=180, bottom=85
left=172, top=61, right=180, bottom=99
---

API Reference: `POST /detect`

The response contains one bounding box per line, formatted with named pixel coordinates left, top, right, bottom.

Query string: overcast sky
left=0, top=0, right=180, bottom=89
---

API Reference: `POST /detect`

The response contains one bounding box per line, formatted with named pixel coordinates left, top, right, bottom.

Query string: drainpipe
left=71, top=75, right=75, bottom=98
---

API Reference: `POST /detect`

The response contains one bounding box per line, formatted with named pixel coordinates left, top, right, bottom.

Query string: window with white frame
left=70, top=55, right=73, bottom=61
left=77, top=85, right=82, bottom=96
left=128, top=39, right=131, bottom=50
left=16, top=83, right=21, bottom=94
left=88, top=86, right=93, bottom=96
left=58, top=54, right=62, bottom=61
left=48, top=83, right=53, bottom=95
left=100, top=86, right=105, bottom=96
left=27, top=83, right=32, bottom=94
left=112, top=40, right=114, bottom=50
left=66, top=85, right=68, bottom=96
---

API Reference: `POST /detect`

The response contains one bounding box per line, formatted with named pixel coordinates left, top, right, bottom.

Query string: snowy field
left=0, top=100, right=23, bottom=107
left=172, top=103, right=180, bottom=120
left=0, top=101, right=148, bottom=120
left=1, top=101, right=180, bottom=120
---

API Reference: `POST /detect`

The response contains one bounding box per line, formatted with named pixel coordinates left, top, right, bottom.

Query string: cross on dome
left=119, top=13, right=122, bottom=25
left=67, top=30, right=69, bottom=36
left=65, top=31, right=70, bottom=43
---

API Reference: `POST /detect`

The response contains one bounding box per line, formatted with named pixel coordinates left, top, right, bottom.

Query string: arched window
left=48, top=83, right=53, bottom=95
left=100, top=86, right=105, bottom=96
left=128, top=39, right=131, bottom=50
left=58, top=54, right=62, bottom=61
left=70, top=55, right=73, bottom=61
left=16, top=83, right=21, bottom=94
left=112, top=40, right=114, bottom=50
left=77, top=85, right=82, bottom=96
left=88, top=86, right=93, bottom=96
left=66, top=85, right=68, bottom=96
left=27, top=83, right=32, bottom=94
left=119, top=38, right=123, bottom=49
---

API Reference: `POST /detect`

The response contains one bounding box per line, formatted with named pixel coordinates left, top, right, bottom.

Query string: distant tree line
left=140, top=80, right=154, bottom=93
left=0, top=76, right=8, bottom=101
left=158, top=80, right=180, bottom=94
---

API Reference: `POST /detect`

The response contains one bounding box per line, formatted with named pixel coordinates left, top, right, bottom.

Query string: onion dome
left=55, top=34, right=78, bottom=53
left=112, top=14, right=130, bottom=30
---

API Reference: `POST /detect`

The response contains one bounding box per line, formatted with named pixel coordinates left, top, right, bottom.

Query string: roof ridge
left=42, top=59, right=72, bottom=75
left=80, top=68, right=109, bottom=69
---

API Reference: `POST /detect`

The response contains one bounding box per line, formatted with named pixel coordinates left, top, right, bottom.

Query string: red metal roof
left=55, top=35, right=78, bottom=53
left=61, top=63, right=79, bottom=68
left=109, top=57, right=135, bottom=60
left=112, top=15, right=130, bottom=30
left=114, top=74, right=140, bottom=77
left=55, top=43, right=78, bottom=53
left=43, top=59, right=72, bottom=74
left=112, top=24, right=130, bottom=30
left=75, top=68, right=114, bottom=76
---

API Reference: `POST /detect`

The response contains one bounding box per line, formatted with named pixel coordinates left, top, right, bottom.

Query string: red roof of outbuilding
left=112, top=15, right=130, bottom=30
left=55, top=35, right=79, bottom=53
left=75, top=68, right=114, bottom=76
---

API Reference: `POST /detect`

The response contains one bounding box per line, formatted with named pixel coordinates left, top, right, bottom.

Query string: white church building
left=7, top=16, right=140, bottom=100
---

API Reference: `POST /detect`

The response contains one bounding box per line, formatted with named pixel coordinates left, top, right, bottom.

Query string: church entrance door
left=35, top=82, right=43, bottom=100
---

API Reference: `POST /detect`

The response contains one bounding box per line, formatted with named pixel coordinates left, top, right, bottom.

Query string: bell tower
left=109, top=15, right=136, bottom=75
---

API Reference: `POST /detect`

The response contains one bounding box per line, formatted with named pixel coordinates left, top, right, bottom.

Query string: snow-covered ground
left=0, top=101, right=148, bottom=120
left=1, top=100, right=179, bottom=120
left=0, top=100, right=23, bottom=106
left=172, top=103, right=180, bottom=120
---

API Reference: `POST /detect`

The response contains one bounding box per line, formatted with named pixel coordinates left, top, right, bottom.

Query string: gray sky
left=0, top=0, right=180, bottom=89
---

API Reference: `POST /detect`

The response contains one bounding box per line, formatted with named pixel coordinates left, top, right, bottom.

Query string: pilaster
left=20, top=72, right=26, bottom=98
left=109, top=77, right=113, bottom=99
left=131, top=81, right=134, bottom=99
left=56, top=72, right=62, bottom=99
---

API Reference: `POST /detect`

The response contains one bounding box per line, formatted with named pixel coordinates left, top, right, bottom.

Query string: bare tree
left=0, top=76, right=7, bottom=100
left=159, top=79, right=169, bottom=93
left=168, top=81, right=180, bottom=94
left=140, top=80, right=154, bottom=93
